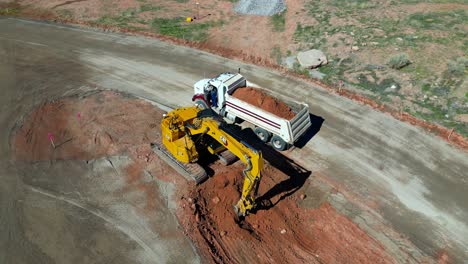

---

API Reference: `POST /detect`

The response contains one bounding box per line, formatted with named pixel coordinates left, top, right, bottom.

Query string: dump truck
left=192, top=72, right=312, bottom=151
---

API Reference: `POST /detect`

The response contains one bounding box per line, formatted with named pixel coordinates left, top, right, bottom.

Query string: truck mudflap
left=290, top=106, right=311, bottom=141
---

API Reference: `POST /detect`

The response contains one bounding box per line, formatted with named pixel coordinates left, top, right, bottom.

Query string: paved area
left=1, top=18, right=467, bottom=263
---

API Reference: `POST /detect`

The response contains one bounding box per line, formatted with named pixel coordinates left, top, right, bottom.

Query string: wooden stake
left=448, top=128, right=454, bottom=141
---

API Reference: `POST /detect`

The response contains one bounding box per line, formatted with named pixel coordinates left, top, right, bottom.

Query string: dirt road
left=1, top=18, right=467, bottom=263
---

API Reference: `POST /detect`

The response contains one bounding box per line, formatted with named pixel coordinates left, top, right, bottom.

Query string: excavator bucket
left=151, top=142, right=208, bottom=184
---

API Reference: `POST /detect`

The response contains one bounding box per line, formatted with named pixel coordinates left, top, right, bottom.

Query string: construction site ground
left=1, top=18, right=468, bottom=263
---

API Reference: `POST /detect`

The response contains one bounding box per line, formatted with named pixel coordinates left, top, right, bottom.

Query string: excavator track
left=217, top=150, right=238, bottom=166
left=151, top=142, right=208, bottom=184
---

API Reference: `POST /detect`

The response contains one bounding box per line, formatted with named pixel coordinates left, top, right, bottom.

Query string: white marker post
left=48, top=132, right=55, bottom=149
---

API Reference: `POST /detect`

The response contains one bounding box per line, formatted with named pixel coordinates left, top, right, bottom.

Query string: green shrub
left=151, top=18, right=222, bottom=41
left=447, top=60, right=465, bottom=77
left=271, top=11, right=286, bottom=32
left=388, top=53, right=411, bottom=69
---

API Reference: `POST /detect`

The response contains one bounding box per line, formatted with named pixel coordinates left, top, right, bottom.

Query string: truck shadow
left=222, top=125, right=312, bottom=213
left=294, top=113, right=325, bottom=149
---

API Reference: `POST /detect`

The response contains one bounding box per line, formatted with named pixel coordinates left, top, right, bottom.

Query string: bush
left=457, top=57, right=468, bottom=67
left=388, top=53, right=411, bottom=69
left=271, top=11, right=286, bottom=32
left=447, top=60, right=465, bottom=77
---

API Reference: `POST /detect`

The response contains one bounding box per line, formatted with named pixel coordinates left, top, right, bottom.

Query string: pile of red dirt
left=13, top=90, right=164, bottom=161
left=232, top=87, right=296, bottom=120
left=177, top=162, right=397, bottom=264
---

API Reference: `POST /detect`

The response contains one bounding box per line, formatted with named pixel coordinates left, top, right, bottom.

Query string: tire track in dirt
left=25, top=185, right=160, bottom=259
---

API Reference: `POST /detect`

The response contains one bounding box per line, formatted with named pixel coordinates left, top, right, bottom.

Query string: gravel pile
left=234, top=0, right=286, bottom=16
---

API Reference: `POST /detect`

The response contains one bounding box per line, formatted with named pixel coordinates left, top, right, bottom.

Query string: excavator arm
left=186, top=111, right=264, bottom=217
left=158, top=106, right=263, bottom=217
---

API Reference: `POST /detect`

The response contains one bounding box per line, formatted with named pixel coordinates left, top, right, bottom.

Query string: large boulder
left=234, top=0, right=286, bottom=16
left=297, top=49, right=328, bottom=68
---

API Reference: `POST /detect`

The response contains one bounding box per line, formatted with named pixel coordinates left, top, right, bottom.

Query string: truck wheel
left=254, top=127, right=271, bottom=143
left=194, top=99, right=208, bottom=110
left=270, top=135, right=288, bottom=151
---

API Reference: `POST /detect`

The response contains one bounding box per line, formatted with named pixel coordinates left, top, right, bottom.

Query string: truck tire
left=270, top=135, right=288, bottom=151
left=194, top=98, right=208, bottom=110
left=254, top=127, right=271, bottom=143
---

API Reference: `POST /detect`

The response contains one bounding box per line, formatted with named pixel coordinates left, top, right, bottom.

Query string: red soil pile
left=177, top=162, right=396, bottom=264
left=13, top=91, right=163, bottom=161
left=232, top=87, right=296, bottom=120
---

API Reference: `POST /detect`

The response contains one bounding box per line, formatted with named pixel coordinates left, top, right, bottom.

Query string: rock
left=234, top=0, right=286, bottom=16
left=188, top=198, right=193, bottom=203
left=195, top=213, right=200, bottom=222
left=297, top=49, right=328, bottom=68
left=370, top=42, right=379, bottom=46
left=351, top=46, right=359, bottom=51
left=300, top=194, right=306, bottom=200
left=280, top=229, right=286, bottom=234
left=220, top=231, right=226, bottom=237
left=190, top=203, right=196, bottom=210
left=212, top=196, right=220, bottom=204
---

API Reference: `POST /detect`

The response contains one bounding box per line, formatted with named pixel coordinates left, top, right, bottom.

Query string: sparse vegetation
left=96, top=9, right=139, bottom=26
left=56, top=9, right=73, bottom=19
left=388, top=53, right=411, bottom=69
left=0, top=7, right=19, bottom=15
left=270, top=46, right=283, bottom=64
left=447, top=60, right=465, bottom=77
left=151, top=18, right=222, bottom=41
left=289, top=1, right=468, bottom=135
left=140, top=4, right=163, bottom=12
left=292, top=62, right=310, bottom=77
left=270, top=11, right=286, bottom=32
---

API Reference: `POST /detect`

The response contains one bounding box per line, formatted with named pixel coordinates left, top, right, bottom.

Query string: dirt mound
left=232, top=87, right=295, bottom=120
left=13, top=90, right=163, bottom=161
left=177, top=162, right=396, bottom=264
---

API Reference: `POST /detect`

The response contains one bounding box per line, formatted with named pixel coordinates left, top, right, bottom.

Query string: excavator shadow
left=223, top=124, right=312, bottom=213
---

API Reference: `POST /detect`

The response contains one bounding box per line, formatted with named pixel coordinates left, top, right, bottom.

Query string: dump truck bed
left=225, top=92, right=311, bottom=144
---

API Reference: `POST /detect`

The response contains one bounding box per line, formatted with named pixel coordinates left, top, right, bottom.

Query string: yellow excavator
left=151, top=106, right=263, bottom=217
